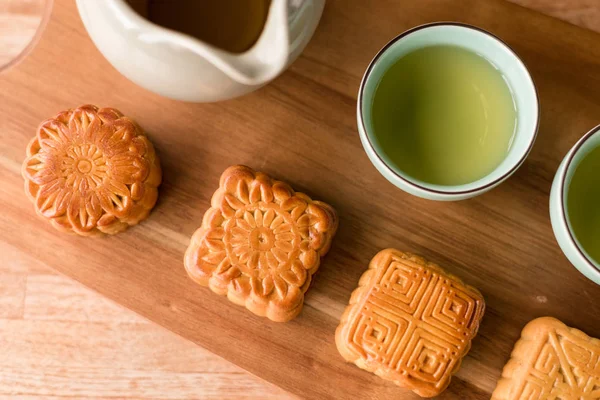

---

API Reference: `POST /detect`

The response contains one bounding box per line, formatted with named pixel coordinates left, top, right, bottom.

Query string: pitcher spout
left=76, top=0, right=324, bottom=102
left=210, top=0, right=290, bottom=86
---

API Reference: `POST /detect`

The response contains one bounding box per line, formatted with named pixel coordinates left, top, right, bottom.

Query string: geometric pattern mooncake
left=184, top=165, right=338, bottom=322
left=492, top=317, right=600, bottom=400
left=21, top=105, right=161, bottom=236
left=336, top=249, right=485, bottom=397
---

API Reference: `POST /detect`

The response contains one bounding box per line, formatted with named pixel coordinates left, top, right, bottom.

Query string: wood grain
left=1, top=0, right=600, bottom=399
left=510, top=0, right=600, bottom=33
left=0, top=253, right=292, bottom=399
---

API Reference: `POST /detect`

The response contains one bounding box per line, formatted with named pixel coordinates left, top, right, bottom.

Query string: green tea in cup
left=358, top=24, right=538, bottom=200
left=566, top=145, right=600, bottom=263
left=370, top=45, right=518, bottom=186
left=550, top=125, right=600, bottom=285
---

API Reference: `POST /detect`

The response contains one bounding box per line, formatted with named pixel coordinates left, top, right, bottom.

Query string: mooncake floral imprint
left=22, top=105, right=161, bottom=236
left=184, top=165, right=338, bottom=322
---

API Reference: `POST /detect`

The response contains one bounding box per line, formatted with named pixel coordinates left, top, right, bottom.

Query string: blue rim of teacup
left=559, top=124, right=600, bottom=276
left=358, top=22, right=540, bottom=195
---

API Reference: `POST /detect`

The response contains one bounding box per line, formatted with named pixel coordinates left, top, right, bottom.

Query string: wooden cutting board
left=2, top=0, right=600, bottom=398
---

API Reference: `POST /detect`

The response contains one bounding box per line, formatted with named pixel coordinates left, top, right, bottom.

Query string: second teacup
left=550, top=125, right=600, bottom=285
left=357, top=23, right=539, bottom=201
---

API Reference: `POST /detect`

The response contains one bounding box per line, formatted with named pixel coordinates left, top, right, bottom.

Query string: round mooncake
left=22, top=105, right=161, bottom=236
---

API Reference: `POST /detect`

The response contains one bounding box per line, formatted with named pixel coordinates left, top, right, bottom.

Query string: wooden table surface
left=1, top=0, right=599, bottom=399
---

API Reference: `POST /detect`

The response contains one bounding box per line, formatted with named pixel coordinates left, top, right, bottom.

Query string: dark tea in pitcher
left=126, top=0, right=271, bottom=53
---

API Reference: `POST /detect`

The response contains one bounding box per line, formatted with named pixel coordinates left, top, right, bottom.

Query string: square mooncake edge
left=491, top=316, right=600, bottom=400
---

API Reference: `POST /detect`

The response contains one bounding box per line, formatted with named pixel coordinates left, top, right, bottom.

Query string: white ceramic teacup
left=357, top=23, right=539, bottom=201
left=550, top=125, right=600, bottom=285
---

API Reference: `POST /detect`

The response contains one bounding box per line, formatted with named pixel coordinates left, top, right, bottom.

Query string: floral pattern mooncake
left=184, top=165, right=338, bottom=322
left=22, top=105, right=161, bottom=236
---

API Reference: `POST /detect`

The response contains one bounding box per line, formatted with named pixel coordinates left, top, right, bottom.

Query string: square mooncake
left=492, top=317, right=600, bottom=400
left=336, top=249, right=485, bottom=397
left=184, top=165, right=338, bottom=322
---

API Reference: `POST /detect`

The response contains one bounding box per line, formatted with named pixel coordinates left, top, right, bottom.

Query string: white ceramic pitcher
left=75, top=0, right=324, bottom=102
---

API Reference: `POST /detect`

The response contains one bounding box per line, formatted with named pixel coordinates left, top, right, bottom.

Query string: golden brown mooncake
left=21, top=105, right=161, bottom=236
left=492, top=317, right=600, bottom=400
left=336, top=249, right=485, bottom=398
left=184, top=165, right=338, bottom=322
